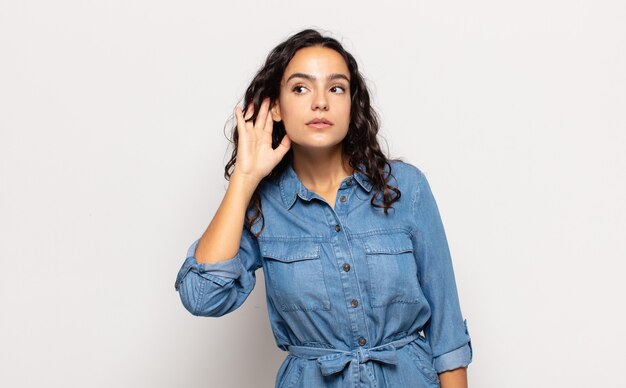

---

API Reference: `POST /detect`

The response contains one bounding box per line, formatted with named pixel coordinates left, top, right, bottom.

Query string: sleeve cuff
left=433, top=319, right=473, bottom=373
left=433, top=342, right=472, bottom=373
left=174, top=239, right=245, bottom=290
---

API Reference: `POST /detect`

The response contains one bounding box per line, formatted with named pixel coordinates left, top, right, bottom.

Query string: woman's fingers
left=242, top=102, right=255, bottom=132
left=255, top=98, right=270, bottom=131
left=234, top=106, right=248, bottom=142
left=243, top=102, right=254, bottom=121
left=236, top=97, right=277, bottom=142
left=263, top=102, right=274, bottom=135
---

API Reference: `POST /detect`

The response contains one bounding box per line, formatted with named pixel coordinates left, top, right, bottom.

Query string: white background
left=1, top=1, right=624, bottom=387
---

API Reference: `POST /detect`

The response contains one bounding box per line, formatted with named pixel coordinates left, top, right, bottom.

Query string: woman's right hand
left=232, top=97, right=291, bottom=183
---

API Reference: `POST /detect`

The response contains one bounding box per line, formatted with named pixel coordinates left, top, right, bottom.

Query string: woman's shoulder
left=387, top=158, right=429, bottom=188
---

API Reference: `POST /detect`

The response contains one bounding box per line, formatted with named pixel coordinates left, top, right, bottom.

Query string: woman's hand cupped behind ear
left=233, top=97, right=291, bottom=183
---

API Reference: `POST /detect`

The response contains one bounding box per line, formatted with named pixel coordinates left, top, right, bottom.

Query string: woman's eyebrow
left=285, top=72, right=350, bottom=83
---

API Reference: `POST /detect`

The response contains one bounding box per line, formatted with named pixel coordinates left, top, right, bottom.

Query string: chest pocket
left=261, top=240, right=331, bottom=312
left=362, top=231, right=423, bottom=308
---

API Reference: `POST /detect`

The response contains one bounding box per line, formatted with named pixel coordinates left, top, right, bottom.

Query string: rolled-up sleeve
left=174, top=226, right=262, bottom=317
left=410, top=168, right=473, bottom=373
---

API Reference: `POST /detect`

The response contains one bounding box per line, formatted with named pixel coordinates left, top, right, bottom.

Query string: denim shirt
left=175, top=160, right=473, bottom=387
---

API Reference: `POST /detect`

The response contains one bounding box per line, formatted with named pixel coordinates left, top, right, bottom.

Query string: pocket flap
left=363, top=232, right=414, bottom=254
left=260, top=240, right=321, bottom=263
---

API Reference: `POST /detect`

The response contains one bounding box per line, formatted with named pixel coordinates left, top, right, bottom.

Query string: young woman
left=175, top=29, right=473, bottom=388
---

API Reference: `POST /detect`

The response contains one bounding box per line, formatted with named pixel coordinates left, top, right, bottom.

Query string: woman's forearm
left=438, top=366, right=468, bottom=388
left=194, top=172, right=260, bottom=264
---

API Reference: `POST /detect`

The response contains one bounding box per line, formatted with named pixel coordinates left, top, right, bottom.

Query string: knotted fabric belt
left=287, top=332, right=421, bottom=377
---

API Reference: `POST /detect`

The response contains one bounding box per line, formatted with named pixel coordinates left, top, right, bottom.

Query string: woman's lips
left=307, top=122, right=333, bottom=129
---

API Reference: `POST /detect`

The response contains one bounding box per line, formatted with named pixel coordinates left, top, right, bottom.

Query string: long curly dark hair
left=224, top=28, right=402, bottom=238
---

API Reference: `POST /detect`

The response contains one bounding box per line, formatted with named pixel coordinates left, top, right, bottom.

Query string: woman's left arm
left=439, top=367, right=468, bottom=388
left=409, top=166, right=473, bottom=376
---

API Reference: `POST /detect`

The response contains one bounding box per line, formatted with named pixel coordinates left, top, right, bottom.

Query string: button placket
left=323, top=205, right=369, bottom=357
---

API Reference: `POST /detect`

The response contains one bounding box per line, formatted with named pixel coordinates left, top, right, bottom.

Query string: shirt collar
left=279, top=162, right=373, bottom=210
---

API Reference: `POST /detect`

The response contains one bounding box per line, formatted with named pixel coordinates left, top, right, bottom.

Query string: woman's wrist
left=230, top=170, right=262, bottom=196
left=438, top=366, right=468, bottom=388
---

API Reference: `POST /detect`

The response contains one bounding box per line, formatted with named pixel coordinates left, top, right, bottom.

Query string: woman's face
left=271, top=46, right=351, bottom=153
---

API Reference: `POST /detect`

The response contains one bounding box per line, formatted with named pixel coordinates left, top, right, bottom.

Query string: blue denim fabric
left=175, top=160, right=473, bottom=387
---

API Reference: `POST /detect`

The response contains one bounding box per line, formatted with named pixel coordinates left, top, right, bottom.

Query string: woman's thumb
left=276, top=134, right=291, bottom=157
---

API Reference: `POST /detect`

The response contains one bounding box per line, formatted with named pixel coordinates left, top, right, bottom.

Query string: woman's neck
left=291, top=147, right=354, bottom=193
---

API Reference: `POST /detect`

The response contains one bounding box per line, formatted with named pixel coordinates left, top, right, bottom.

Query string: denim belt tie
left=287, top=332, right=421, bottom=377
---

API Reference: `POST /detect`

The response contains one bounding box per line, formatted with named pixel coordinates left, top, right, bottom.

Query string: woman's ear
left=270, top=100, right=282, bottom=122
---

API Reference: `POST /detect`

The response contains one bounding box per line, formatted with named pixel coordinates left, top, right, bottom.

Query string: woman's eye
left=292, top=85, right=347, bottom=94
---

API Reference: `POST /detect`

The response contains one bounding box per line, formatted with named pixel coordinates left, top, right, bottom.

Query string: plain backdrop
left=1, top=1, right=625, bottom=387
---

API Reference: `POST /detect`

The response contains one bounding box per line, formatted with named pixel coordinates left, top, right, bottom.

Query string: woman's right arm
left=174, top=97, right=291, bottom=317
left=194, top=171, right=262, bottom=265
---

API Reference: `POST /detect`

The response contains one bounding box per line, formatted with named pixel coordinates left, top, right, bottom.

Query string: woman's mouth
left=306, top=118, right=333, bottom=129
left=307, top=122, right=332, bottom=129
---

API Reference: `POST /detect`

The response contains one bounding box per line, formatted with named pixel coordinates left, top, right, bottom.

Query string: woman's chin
left=291, top=140, right=344, bottom=153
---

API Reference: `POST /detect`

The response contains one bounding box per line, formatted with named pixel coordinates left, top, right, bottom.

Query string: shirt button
left=339, top=195, right=347, bottom=202
left=335, top=224, right=341, bottom=232
left=342, top=263, right=351, bottom=272
left=346, top=177, right=354, bottom=185
left=351, top=299, right=358, bottom=308
left=358, top=337, right=366, bottom=346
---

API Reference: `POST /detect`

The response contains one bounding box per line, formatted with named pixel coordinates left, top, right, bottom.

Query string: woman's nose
left=312, top=93, right=329, bottom=111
